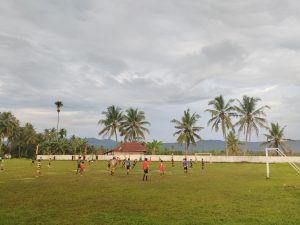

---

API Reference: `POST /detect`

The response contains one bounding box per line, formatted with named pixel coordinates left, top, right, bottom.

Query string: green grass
left=0, top=159, right=300, bottom=225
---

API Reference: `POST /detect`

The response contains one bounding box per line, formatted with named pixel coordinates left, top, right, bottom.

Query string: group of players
left=26, top=155, right=200, bottom=179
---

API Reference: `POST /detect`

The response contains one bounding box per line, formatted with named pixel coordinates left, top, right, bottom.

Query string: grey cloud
left=0, top=1, right=300, bottom=141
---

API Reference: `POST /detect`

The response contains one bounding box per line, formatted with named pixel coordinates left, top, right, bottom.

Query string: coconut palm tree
left=205, top=95, right=235, bottom=155
left=226, top=131, right=241, bottom=155
left=120, top=108, right=150, bottom=142
left=54, top=101, right=63, bottom=135
left=171, top=109, right=203, bottom=156
left=98, top=105, right=123, bottom=144
left=235, top=96, right=270, bottom=153
left=263, top=122, right=292, bottom=152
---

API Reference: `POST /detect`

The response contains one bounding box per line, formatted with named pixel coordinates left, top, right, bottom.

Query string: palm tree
left=235, top=96, right=270, bottom=153
left=121, top=108, right=150, bottom=142
left=205, top=95, right=235, bottom=155
left=171, top=109, right=203, bottom=156
left=0, top=112, right=20, bottom=154
left=146, top=140, right=163, bottom=155
left=98, top=105, right=123, bottom=144
left=226, top=131, right=241, bottom=155
left=55, top=101, right=63, bottom=135
left=263, top=122, right=292, bottom=152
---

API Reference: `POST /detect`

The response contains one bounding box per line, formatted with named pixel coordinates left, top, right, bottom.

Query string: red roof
left=110, top=142, right=146, bottom=153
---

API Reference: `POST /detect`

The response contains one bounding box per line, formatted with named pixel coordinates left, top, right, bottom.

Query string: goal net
left=265, top=148, right=300, bottom=178
left=194, top=153, right=212, bottom=164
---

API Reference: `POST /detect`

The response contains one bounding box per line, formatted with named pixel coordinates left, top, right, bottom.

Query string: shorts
left=184, top=166, right=188, bottom=170
left=144, top=169, right=148, bottom=174
left=126, top=165, right=130, bottom=170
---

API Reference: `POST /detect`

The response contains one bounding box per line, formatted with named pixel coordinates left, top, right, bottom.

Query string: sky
left=0, top=0, right=299, bottom=142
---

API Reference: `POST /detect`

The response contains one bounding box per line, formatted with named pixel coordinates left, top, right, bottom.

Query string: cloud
left=0, top=1, right=299, bottom=142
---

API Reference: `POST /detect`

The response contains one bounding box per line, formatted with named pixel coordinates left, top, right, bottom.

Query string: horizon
left=0, top=1, right=299, bottom=142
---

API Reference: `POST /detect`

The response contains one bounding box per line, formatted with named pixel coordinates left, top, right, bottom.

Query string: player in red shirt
left=159, top=160, right=164, bottom=175
left=142, top=158, right=149, bottom=181
left=80, top=161, right=85, bottom=176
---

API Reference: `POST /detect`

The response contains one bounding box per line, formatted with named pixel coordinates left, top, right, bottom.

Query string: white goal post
left=194, top=153, right=212, bottom=164
left=265, top=148, right=300, bottom=178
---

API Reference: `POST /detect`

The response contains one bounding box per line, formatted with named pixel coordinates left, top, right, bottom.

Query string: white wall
left=36, top=155, right=300, bottom=163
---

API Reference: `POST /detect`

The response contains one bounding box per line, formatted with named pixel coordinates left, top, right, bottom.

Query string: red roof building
left=107, top=142, right=146, bottom=155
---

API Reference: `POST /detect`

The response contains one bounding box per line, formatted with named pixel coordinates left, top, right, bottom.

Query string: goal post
left=195, top=153, right=212, bottom=164
left=265, top=148, right=300, bottom=179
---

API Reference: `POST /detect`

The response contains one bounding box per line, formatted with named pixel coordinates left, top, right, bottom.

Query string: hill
left=85, top=138, right=300, bottom=152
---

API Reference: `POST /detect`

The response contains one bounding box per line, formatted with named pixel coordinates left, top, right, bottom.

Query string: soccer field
left=0, top=159, right=300, bottom=225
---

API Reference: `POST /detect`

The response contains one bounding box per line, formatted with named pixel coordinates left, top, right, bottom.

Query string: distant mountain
left=84, top=138, right=117, bottom=149
left=85, top=138, right=300, bottom=152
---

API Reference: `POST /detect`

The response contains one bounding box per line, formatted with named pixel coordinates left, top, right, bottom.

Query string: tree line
left=0, top=95, right=290, bottom=157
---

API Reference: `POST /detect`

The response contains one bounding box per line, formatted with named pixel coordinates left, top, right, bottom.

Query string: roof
left=110, top=142, right=146, bottom=153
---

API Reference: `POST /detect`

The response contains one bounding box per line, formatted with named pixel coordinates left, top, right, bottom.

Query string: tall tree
left=263, top=122, right=292, bottom=152
left=98, top=105, right=123, bottom=144
left=171, top=109, right=203, bottom=156
left=235, top=96, right=270, bottom=153
left=205, top=95, right=235, bottom=155
left=121, top=108, right=150, bottom=142
left=0, top=112, right=20, bottom=154
left=55, top=101, right=63, bottom=135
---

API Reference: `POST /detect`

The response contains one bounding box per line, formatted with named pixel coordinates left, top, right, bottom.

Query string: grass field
left=0, top=159, right=300, bottom=225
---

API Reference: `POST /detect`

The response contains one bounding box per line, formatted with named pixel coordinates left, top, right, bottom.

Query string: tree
left=98, top=105, right=123, bottom=144
left=206, top=95, right=235, bottom=155
left=43, top=128, right=57, bottom=142
left=235, top=96, right=270, bottom=153
left=226, top=131, right=241, bottom=155
left=55, top=101, right=63, bottom=135
left=121, top=108, right=150, bottom=142
left=21, top=123, right=38, bottom=157
left=171, top=109, right=203, bottom=156
left=146, top=140, right=163, bottom=155
left=263, top=122, right=292, bottom=152
left=58, top=128, right=67, bottom=139
left=0, top=112, right=20, bottom=154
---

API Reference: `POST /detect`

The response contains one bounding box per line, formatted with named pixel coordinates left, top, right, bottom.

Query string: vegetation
left=206, top=95, right=235, bottom=155
left=146, top=140, right=163, bottom=155
left=171, top=109, right=203, bottom=155
left=98, top=105, right=123, bottom=144
left=226, top=131, right=241, bottom=155
left=0, top=160, right=300, bottom=225
left=121, top=108, right=150, bottom=142
left=54, top=101, right=63, bottom=134
left=0, top=95, right=293, bottom=156
left=235, top=96, right=270, bottom=152
left=263, top=122, right=292, bottom=152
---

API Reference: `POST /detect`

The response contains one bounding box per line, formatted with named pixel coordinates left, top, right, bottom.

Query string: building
left=107, top=142, right=146, bottom=156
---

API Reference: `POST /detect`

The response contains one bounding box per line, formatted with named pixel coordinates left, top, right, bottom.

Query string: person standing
left=126, top=158, right=131, bottom=175
left=182, top=158, right=188, bottom=173
left=110, top=157, right=117, bottom=176
left=142, top=158, right=150, bottom=181
left=79, top=161, right=85, bottom=176
left=76, top=156, right=82, bottom=174
left=36, top=159, right=42, bottom=177
left=159, top=160, right=164, bottom=175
